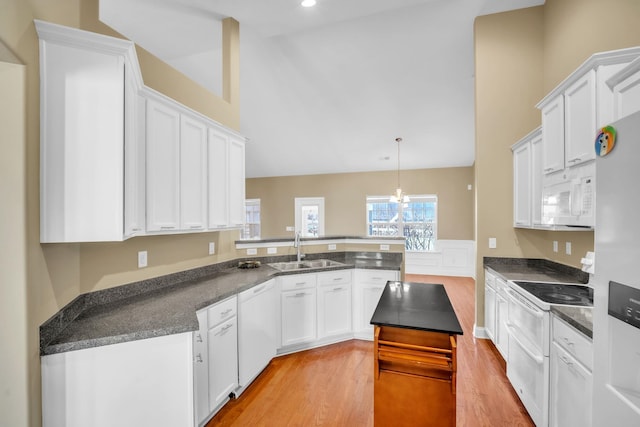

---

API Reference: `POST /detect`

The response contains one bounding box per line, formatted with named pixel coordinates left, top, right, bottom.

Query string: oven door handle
left=506, top=324, right=544, bottom=364
left=506, top=289, right=544, bottom=318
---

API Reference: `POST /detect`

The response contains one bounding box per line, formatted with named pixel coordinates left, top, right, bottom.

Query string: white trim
left=537, top=47, right=640, bottom=109
left=473, top=324, right=489, bottom=339
left=294, top=197, right=325, bottom=237
left=404, top=240, right=475, bottom=277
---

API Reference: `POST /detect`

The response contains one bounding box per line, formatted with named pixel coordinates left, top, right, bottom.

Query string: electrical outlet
left=208, top=242, right=215, bottom=255
left=566, top=242, right=572, bottom=255
left=286, top=226, right=294, bottom=231
left=267, top=247, right=277, bottom=254
left=553, top=241, right=558, bottom=253
left=488, top=238, right=496, bottom=249
left=328, top=244, right=337, bottom=251
left=138, top=251, right=148, bottom=268
left=247, top=248, right=258, bottom=255
left=467, top=184, right=472, bottom=190
left=380, top=244, right=390, bottom=251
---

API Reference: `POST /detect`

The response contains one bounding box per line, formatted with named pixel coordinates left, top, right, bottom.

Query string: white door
left=180, top=115, right=208, bottom=231
left=318, top=284, right=352, bottom=339
left=541, top=95, right=565, bottom=174
left=294, top=197, right=324, bottom=237
left=512, top=141, right=531, bottom=227
left=228, top=138, right=246, bottom=228
left=208, top=316, right=238, bottom=411
left=281, top=289, right=317, bottom=347
left=208, top=129, right=229, bottom=228
left=564, top=70, right=597, bottom=168
left=146, top=99, right=180, bottom=232
left=549, top=342, right=592, bottom=427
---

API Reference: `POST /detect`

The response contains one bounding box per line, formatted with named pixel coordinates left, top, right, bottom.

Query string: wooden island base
left=373, top=325, right=457, bottom=427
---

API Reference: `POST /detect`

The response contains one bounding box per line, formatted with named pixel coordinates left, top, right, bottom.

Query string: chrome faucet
left=294, top=231, right=304, bottom=262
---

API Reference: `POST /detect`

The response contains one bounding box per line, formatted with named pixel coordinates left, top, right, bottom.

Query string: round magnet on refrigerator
left=595, top=125, right=616, bottom=157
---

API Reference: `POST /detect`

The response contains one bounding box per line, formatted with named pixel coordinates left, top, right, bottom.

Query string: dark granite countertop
left=551, top=306, right=594, bottom=338
left=41, top=252, right=402, bottom=356
left=484, top=257, right=588, bottom=284
left=370, top=282, right=463, bottom=335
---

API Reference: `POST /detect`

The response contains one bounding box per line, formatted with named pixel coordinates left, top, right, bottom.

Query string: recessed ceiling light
left=301, top=0, right=316, bottom=7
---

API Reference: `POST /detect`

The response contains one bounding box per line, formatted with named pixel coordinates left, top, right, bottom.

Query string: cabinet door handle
left=189, top=225, right=203, bottom=229
left=215, top=323, right=234, bottom=336
left=294, top=292, right=307, bottom=297
left=568, top=157, right=581, bottom=164
left=220, top=308, right=233, bottom=317
left=196, top=333, right=203, bottom=343
left=195, top=353, right=203, bottom=363
left=253, top=285, right=266, bottom=294
left=160, top=226, right=175, bottom=230
left=544, top=168, right=554, bottom=173
left=333, top=287, right=343, bottom=291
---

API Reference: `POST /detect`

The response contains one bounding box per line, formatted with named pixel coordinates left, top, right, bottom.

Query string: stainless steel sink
left=268, top=259, right=345, bottom=271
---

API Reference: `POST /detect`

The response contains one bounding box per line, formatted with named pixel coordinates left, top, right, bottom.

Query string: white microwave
left=541, top=162, right=595, bottom=228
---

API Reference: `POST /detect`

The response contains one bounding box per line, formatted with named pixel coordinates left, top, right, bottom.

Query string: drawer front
left=317, top=269, right=352, bottom=286
left=207, top=296, right=237, bottom=329
left=358, top=269, right=398, bottom=285
left=280, top=273, right=317, bottom=291
left=552, top=314, right=593, bottom=371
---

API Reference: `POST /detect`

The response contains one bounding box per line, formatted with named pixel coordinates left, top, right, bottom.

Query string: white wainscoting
left=405, top=240, right=476, bottom=278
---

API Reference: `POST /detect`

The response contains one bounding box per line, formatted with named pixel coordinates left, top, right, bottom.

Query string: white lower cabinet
left=353, top=269, right=399, bottom=340
left=484, top=270, right=496, bottom=341
left=317, top=270, right=352, bottom=340
left=280, top=273, right=317, bottom=347
left=549, top=314, right=593, bottom=427
left=494, top=278, right=509, bottom=360
left=193, top=296, right=238, bottom=426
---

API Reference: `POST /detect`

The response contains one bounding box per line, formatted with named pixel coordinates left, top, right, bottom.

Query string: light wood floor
left=207, top=275, right=535, bottom=426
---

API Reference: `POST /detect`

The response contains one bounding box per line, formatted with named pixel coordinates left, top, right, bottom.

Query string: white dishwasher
left=237, top=279, right=277, bottom=392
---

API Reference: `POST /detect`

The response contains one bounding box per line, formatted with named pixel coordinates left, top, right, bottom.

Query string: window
left=241, top=199, right=261, bottom=240
left=295, top=197, right=324, bottom=237
left=366, top=195, right=437, bottom=251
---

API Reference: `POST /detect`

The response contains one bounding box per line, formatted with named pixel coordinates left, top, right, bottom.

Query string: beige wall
left=474, top=0, right=640, bottom=328
left=247, top=167, right=475, bottom=240
left=0, top=1, right=241, bottom=425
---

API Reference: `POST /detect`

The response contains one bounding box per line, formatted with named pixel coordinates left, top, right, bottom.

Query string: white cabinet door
left=530, top=132, right=544, bottom=225
left=281, top=289, right=317, bottom=347
left=541, top=95, right=565, bottom=175
left=208, top=129, right=229, bottom=229
left=495, top=290, right=509, bottom=360
left=484, top=283, right=496, bottom=341
left=317, top=283, right=352, bottom=339
left=124, top=75, right=146, bottom=238
left=208, top=316, right=238, bottom=411
left=193, top=310, right=209, bottom=426
left=180, top=115, right=208, bottom=231
left=512, top=141, right=531, bottom=227
left=146, top=99, right=181, bottom=232
left=549, top=342, right=593, bottom=427
left=613, top=61, right=640, bottom=120
left=564, top=70, right=597, bottom=168
left=228, top=137, right=246, bottom=228
left=353, top=270, right=399, bottom=339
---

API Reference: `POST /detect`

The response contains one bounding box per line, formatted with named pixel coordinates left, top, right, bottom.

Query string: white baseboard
left=473, top=323, right=489, bottom=339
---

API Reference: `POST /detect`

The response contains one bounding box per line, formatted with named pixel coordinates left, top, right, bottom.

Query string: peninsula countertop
left=370, top=281, right=463, bottom=335
left=41, top=252, right=402, bottom=356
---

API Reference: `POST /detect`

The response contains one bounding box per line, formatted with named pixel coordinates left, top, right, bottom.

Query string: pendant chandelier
left=390, top=137, right=409, bottom=203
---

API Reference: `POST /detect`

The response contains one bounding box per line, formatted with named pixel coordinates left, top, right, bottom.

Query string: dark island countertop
left=370, top=282, right=463, bottom=335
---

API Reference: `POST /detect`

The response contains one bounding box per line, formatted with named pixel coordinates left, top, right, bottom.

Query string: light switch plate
left=553, top=241, right=558, bottom=252
left=488, top=238, right=496, bottom=249
left=247, top=248, right=258, bottom=256
left=380, top=244, right=390, bottom=251
left=328, top=244, right=337, bottom=251
left=267, top=247, right=277, bottom=254
left=208, top=242, right=215, bottom=255
left=566, top=242, right=572, bottom=255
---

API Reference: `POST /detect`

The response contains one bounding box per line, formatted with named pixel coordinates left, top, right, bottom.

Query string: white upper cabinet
left=179, top=114, right=208, bottom=231
left=208, top=130, right=246, bottom=230
left=36, top=20, right=247, bottom=241
left=36, top=20, right=144, bottom=242
left=537, top=47, right=640, bottom=174
left=564, top=70, right=597, bottom=167
left=512, top=127, right=543, bottom=229
left=146, top=99, right=181, bottom=232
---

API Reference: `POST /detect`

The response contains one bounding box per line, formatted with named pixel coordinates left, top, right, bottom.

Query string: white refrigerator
left=593, top=110, right=640, bottom=425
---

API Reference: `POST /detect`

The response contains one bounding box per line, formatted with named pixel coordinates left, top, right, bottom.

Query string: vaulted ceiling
left=101, top=0, right=545, bottom=178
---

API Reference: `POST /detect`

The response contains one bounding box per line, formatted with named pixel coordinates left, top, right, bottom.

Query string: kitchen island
left=370, top=281, right=463, bottom=427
